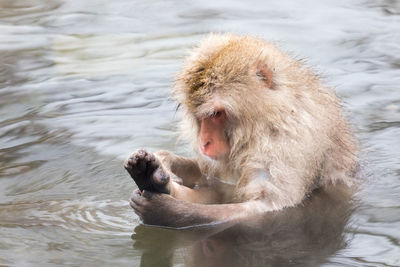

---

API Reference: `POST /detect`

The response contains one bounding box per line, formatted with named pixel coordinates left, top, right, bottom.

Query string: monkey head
left=174, top=34, right=280, bottom=163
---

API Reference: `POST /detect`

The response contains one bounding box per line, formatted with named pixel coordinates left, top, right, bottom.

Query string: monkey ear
left=254, top=61, right=274, bottom=89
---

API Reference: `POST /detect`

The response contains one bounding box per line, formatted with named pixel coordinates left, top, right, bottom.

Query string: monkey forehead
left=188, top=40, right=259, bottom=87
left=195, top=95, right=228, bottom=118
left=176, top=35, right=267, bottom=110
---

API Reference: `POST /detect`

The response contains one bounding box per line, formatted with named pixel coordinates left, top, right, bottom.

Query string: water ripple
left=0, top=198, right=135, bottom=235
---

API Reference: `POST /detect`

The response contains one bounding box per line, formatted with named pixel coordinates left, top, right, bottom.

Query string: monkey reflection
left=125, top=33, right=358, bottom=228
left=133, top=186, right=355, bottom=267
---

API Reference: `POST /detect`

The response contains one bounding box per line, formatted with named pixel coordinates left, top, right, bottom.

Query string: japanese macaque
left=125, top=33, right=357, bottom=228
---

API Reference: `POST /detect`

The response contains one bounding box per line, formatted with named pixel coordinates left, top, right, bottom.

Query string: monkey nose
left=200, top=139, right=212, bottom=154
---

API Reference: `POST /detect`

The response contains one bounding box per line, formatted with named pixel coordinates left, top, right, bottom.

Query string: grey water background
left=0, top=0, right=399, bottom=266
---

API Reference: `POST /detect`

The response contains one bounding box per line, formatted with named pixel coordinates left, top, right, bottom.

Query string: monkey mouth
left=199, top=141, right=229, bottom=161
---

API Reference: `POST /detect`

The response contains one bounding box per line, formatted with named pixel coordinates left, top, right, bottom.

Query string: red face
left=198, top=110, right=230, bottom=160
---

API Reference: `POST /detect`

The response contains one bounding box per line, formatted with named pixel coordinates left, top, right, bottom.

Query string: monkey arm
left=130, top=190, right=267, bottom=228
left=169, top=178, right=235, bottom=204
left=155, top=150, right=204, bottom=187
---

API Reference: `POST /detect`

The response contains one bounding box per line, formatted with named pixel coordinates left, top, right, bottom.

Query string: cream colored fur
left=173, top=33, right=357, bottom=210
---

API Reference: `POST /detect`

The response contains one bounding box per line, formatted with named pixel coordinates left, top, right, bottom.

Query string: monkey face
left=198, top=109, right=230, bottom=160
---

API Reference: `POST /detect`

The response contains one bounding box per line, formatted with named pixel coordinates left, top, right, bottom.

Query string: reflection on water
left=0, top=0, right=399, bottom=266
left=134, top=187, right=354, bottom=267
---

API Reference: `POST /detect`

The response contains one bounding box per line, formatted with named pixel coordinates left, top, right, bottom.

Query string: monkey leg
left=124, top=149, right=171, bottom=194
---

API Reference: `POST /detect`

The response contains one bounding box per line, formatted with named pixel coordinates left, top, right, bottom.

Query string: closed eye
left=212, top=111, right=222, bottom=118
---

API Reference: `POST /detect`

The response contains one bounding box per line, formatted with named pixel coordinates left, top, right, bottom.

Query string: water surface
left=0, top=0, right=399, bottom=266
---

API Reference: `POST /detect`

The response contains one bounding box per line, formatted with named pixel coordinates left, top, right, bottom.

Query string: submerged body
left=125, top=33, right=357, bottom=227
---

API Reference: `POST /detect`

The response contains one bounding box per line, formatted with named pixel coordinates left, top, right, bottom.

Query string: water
left=0, top=0, right=399, bottom=266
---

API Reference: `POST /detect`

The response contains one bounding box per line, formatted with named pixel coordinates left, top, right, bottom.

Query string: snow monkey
left=124, top=33, right=357, bottom=228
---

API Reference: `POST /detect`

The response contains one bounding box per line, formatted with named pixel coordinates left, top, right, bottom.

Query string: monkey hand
left=129, top=189, right=216, bottom=228
left=129, top=189, right=182, bottom=227
left=124, top=149, right=171, bottom=194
